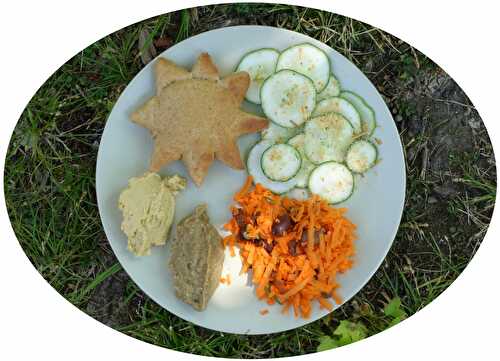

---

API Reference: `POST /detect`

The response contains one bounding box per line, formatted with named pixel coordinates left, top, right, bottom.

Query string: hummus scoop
left=118, top=172, right=186, bottom=256
left=169, top=204, right=225, bottom=311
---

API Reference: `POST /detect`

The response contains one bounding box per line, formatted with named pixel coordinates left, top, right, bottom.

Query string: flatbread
left=131, top=53, right=268, bottom=186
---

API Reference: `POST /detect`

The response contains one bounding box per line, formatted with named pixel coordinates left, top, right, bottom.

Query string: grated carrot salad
left=222, top=176, right=357, bottom=319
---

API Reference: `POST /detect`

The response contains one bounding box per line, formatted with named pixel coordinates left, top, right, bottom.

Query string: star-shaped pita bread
left=131, top=53, right=268, bottom=186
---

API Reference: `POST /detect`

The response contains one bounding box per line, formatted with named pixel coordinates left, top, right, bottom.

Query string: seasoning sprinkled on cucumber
left=261, top=144, right=302, bottom=182
left=236, top=48, right=280, bottom=104
left=247, top=140, right=298, bottom=194
left=304, top=112, right=354, bottom=164
left=313, top=96, right=362, bottom=134
left=287, top=133, right=316, bottom=188
left=261, top=122, right=302, bottom=144
left=317, top=73, right=341, bottom=101
left=346, top=140, right=378, bottom=173
left=308, top=162, right=354, bottom=204
left=340, top=91, right=376, bottom=135
left=261, top=69, right=316, bottom=128
left=276, top=43, right=330, bottom=92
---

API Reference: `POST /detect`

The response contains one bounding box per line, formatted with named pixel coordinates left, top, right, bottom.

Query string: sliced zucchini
left=340, top=91, right=376, bottom=135
left=304, top=112, right=354, bottom=164
left=317, top=74, right=341, bottom=101
left=261, top=121, right=302, bottom=144
left=261, top=144, right=302, bottom=182
left=247, top=140, right=298, bottom=194
left=276, top=43, right=330, bottom=92
left=286, top=187, right=310, bottom=201
left=312, top=97, right=362, bottom=134
left=260, top=69, right=316, bottom=128
left=346, top=140, right=378, bottom=173
left=236, top=48, right=280, bottom=104
left=287, top=133, right=316, bottom=188
left=308, top=162, right=354, bottom=204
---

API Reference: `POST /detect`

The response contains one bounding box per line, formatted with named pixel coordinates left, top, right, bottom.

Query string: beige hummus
left=118, top=172, right=186, bottom=256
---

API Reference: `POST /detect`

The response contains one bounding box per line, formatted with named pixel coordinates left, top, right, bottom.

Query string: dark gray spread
left=169, top=204, right=225, bottom=311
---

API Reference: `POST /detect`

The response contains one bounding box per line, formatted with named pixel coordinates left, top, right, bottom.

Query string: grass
left=3, top=3, right=496, bottom=358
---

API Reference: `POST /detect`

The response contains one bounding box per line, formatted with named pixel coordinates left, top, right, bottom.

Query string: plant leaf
left=389, top=316, right=404, bottom=327
left=317, top=336, right=339, bottom=352
left=138, top=28, right=157, bottom=65
left=384, top=297, right=407, bottom=319
left=333, top=320, right=367, bottom=346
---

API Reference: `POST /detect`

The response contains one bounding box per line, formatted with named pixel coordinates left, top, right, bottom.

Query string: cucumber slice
left=276, top=43, right=330, bottom=92
left=261, top=122, right=302, bottom=144
left=286, top=187, right=310, bottom=201
left=340, top=91, right=376, bottom=135
left=236, top=48, right=280, bottom=104
left=346, top=139, right=378, bottom=173
left=261, top=144, right=302, bottom=182
left=312, top=97, right=362, bottom=134
left=261, top=69, right=316, bottom=128
left=308, top=162, right=354, bottom=204
left=304, top=112, right=354, bottom=164
left=317, top=74, right=341, bottom=101
left=287, top=133, right=316, bottom=188
left=247, top=140, right=298, bottom=194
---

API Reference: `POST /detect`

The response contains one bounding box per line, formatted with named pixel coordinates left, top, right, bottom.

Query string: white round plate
left=96, top=25, right=406, bottom=335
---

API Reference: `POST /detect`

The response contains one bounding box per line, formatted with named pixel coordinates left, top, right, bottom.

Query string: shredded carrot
left=260, top=308, right=269, bottom=315
left=220, top=274, right=232, bottom=285
left=332, top=290, right=342, bottom=305
left=293, top=294, right=301, bottom=318
left=280, top=274, right=313, bottom=301
left=222, top=176, right=357, bottom=319
left=281, top=301, right=291, bottom=315
left=318, top=297, right=333, bottom=311
left=240, top=265, right=249, bottom=275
